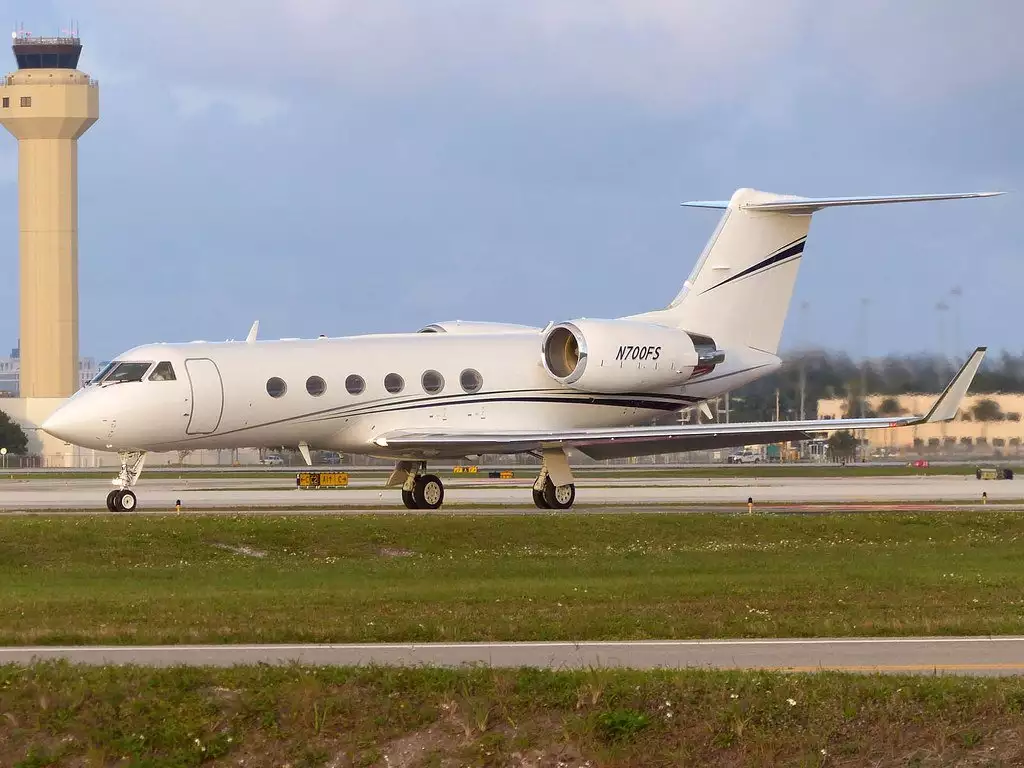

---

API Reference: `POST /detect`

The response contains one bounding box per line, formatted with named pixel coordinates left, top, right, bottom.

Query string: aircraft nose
left=42, top=400, right=100, bottom=446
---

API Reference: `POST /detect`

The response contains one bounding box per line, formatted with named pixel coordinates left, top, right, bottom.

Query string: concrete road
left=3, top=637, right=1024, bottom=675
left=0, top=475, right=1018, bottom=512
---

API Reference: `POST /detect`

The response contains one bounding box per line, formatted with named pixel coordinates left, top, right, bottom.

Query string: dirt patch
left=373, top=723, right=462, bottom=767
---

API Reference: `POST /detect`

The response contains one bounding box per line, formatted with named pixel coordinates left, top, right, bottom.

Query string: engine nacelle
left=541, top=319, right=724, bottom=393
left=418, top=320, right=540, bottom=334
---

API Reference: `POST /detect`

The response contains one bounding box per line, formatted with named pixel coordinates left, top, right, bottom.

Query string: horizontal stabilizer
left=682, top=191, right=1003, bottom=214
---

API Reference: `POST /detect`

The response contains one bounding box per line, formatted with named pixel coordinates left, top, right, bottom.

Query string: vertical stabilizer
left=626, top=188, right=1000, bottom=355
left=628, top=188, right=811, bottom=354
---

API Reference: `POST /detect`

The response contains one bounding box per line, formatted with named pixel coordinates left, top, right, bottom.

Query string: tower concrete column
left=1, top=36, right=98, bottom=399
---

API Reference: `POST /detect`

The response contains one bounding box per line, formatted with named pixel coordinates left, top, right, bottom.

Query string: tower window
left=384, top=373, right=405, bottom=394
left=20, top=96, right=31, bottom=108
left=2, top=97, right=8, bottom=108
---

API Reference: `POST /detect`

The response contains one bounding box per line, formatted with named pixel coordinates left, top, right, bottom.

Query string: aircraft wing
left=373, top=347, right=986, bottom=461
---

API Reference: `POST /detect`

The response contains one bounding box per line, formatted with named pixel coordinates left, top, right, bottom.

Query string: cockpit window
left=148, top=361, right=177, bottom=381
left=89, top=361, right=117, bottom=385
left=104, top=361, right=153, bottom=384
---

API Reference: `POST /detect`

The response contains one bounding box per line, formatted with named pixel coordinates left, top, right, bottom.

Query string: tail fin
left=626, top=188, right=1001, bottom=354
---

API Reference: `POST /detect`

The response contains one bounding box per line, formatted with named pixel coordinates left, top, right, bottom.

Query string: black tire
left=118, top=490, right=137, bottom=512
left=542, top=479, right=575, bottom=510
left=414, top=474, right=444, bottom=510
left=532, top=488, right=550, bottom=509
left=1005, top=468, right=1015, bottom=480
left=105, top=490, right=118, bottom=512
left=976, top=469, right=982, bottom=480
left=401, top=489, right=418, bottom=509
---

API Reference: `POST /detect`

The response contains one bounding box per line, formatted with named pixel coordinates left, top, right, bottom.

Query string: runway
left=0, top=474, right=1019, bottom=512
left=4, top=637, right=1024, bottom=675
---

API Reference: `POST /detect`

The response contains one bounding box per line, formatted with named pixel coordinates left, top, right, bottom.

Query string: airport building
left=817, top=393, right=1024, bottom=456
left=0, top=343, right=99, bottom=396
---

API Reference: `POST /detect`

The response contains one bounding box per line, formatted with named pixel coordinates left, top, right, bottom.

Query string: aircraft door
left=184, top=358, right=225, bottom=435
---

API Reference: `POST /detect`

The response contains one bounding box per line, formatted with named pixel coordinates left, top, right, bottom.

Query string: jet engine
left=541, top=319, right=724, bottom=393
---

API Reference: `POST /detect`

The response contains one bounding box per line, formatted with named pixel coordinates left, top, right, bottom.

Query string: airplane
left=41, top=187, right=999, bottom=512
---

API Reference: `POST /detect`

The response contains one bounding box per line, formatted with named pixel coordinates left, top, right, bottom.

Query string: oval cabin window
left=345, top=374, right=365, bottom=395
left=384, top=373, right=405, bottom=394
left=306, top=375, right=327, bottom=397
left=460, top=368, right=483, bottom=394
left=266, top=377, right=287, bottom=398
left=421, top=370, right=445, bottom=394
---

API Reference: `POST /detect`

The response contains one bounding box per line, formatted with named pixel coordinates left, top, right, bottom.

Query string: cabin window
left=345, top=374, right=365, bottom=395
left=266, top=377, right=287, bottom=398
left=421, top=370, right=444, bottom=394
left=384, top=373, right=405, bottom=394
left=306, top=375, right=327, bottom=397
left=460, top=368, right=483, bottom=394
left=105, top=361, right=153, bottom=384
left=148, top=361, right=177, bottom=381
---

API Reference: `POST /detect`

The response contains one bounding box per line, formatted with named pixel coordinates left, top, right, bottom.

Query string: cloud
left=169, top=85, right=287, bottom=126
left=84, top=0, right=1022, bottom=113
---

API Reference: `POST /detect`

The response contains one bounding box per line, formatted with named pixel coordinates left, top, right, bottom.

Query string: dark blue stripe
left=701, top=238, right=806, bottom=294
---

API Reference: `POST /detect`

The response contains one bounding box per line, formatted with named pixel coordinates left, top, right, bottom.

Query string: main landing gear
left=531, top=457, right=576, bottom=510
left=106, top=451, right=147, bottom=512
left=389, top=461, right=446, bottom=510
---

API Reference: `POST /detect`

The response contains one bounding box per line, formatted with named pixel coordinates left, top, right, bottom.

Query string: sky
left=0, top=0, right=1021, bottom=362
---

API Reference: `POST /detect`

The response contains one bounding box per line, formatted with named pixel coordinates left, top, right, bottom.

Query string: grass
left=3, top=512, right=1024, bottom=645
left=4, top=662, right=1024, bottom=766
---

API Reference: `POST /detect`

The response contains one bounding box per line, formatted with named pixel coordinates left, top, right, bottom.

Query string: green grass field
left=4, top=662, right=1024, bottom=767
left=3, top=512, right=1024, bottom=645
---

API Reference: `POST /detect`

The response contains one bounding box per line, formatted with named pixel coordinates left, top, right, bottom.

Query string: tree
left=877, top=397, right=906, bottom=417
left=827, top=430, right=858, bottom=461
left=971, top=398, right=1004, bottom=422
left=0, top=410, right=29, bottom=455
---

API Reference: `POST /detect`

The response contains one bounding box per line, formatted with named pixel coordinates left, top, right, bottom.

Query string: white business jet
left=43, top=188, right=997, bottom=512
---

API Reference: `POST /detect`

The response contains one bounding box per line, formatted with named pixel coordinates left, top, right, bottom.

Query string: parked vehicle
left=727, top=450, right=760, bottom=464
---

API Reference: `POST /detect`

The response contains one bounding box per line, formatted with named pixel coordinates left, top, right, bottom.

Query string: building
left=817, top=393, right=1024, bottom=456
left=0, top=343, right=100, bottom=396
left=0, top=30, right=98, bottom=464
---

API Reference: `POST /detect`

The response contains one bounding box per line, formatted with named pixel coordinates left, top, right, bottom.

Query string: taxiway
left=3, top=637, right=1024, bottom=675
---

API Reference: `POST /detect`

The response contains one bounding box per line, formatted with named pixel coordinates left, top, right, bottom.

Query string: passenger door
left=184, top=358, right=225, bottom=435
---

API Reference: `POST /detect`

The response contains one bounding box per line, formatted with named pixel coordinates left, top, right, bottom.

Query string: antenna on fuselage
left=246, top=320, right=259, bottom=344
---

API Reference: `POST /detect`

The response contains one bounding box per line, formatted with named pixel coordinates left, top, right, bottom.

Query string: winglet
left=246, top=320, right=259, bottom=344
left=916, top=347, right=987, bottom=424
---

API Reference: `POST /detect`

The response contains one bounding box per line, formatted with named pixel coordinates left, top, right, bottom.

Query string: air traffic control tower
left=1, top=31, right=98, bottom=399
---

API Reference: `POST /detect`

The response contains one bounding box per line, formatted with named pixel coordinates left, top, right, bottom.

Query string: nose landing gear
left=106, top=451, right=147, bottom=512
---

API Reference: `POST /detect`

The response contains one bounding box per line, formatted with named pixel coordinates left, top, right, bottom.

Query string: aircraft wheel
left=117, top=489, right=137, bottom=512
left=542, top=479, right=575, bottom=510
left=532, top=488, right=550, bottom=509
left=105, top=490, right=118, bottom=512
left=414, top=474, right=444, bottom=510
left=401, top=489, right=418, bottom=509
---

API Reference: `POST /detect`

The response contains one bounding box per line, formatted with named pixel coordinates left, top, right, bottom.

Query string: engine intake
left=541, top=319, right=723, bottom=393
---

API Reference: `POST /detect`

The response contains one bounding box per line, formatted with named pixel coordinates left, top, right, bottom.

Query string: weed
left=594, top=708, right=651, bottom=744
